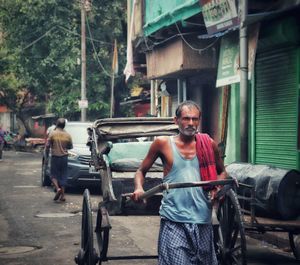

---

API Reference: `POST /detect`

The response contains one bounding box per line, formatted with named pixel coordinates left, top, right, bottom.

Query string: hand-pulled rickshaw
left=74, top=117, right=247, bottom=265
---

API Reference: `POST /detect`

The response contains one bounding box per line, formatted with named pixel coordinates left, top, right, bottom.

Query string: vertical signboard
left=216, top=31, right=240, bottom=87
left=216, top=24, right=260, bottom=87
left=199, top=0, right=239, bottom=35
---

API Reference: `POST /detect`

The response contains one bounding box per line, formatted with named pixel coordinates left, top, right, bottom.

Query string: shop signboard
left=216, top=24, right=260, bottom=87
left=199, top=0, right=239, bottom=35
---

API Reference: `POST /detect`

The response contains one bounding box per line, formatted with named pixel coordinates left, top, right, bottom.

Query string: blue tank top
left=159, top=136, right=212, bottom=224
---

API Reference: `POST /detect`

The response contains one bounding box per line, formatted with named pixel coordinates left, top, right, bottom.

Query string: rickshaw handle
left=134, top=179, right=235, bottom=200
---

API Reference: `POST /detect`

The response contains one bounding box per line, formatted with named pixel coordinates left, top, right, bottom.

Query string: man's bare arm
left=132, top=138, right=162, bottom=201
left=209, top=140, right=228, bottom=201
left=212, top=140, right=228, bottom=180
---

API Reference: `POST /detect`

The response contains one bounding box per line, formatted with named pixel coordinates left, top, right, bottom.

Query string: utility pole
left=239, top=0, right=248, bottom=162
left=80, top=0, right=90, bottom=122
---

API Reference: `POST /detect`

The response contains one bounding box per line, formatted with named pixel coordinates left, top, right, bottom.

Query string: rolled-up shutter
left=254, top=47, right=298, bottom=169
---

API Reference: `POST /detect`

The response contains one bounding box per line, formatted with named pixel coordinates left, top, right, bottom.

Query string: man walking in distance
left=45, top=118, right=73, bottom=202
left=132, top=100, right=227, bottom=265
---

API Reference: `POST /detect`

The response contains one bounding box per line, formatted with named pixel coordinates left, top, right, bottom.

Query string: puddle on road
left=0, top=246, right=41, bottom=256
left=35, top=213, right=77, bottom=218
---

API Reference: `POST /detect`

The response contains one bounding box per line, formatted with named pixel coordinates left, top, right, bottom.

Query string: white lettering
left=216, top=20, right=233, bottom=29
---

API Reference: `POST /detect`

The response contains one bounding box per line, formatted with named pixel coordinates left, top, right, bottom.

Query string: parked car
left=41, top=122, right=101, bottom=189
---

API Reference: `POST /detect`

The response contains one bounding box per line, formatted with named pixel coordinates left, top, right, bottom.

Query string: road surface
left=0, top=150, right=298, bottom=265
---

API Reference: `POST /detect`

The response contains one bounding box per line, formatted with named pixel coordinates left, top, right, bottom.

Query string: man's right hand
left=131, top=188, right=145, bottom=202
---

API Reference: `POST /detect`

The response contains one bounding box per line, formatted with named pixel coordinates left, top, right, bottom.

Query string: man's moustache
left=185, top=127, right=196, bottom=131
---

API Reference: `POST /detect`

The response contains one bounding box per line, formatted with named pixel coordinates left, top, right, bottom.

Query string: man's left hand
left=210, top=186, right=222, bottom=202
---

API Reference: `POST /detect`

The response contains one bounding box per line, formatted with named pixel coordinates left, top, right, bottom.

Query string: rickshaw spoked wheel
left=289, top=232, right=300, bottom=260
left=75, top=189, right=99, bottom=265
left=95, top=205, right=111, bottom=264
left=215, top=188, right=247, bottom=265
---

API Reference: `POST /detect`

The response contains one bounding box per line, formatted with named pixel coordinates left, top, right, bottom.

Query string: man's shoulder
left=195, top=133, right=216, bottom=147
left=154, top=135, right=170, bottom=144
left=64, top=130, right=72, bottom=138
left=59, top=130, right=72, bottom=142
left=196, top=132, right=212, bottom=140
left=196, top=132, right=210, bottom=137
left=59, top=129, right=72, bottom=139
left=51, top=129, right=70, bottom=138
left=151, top=136, right=171, bottom=150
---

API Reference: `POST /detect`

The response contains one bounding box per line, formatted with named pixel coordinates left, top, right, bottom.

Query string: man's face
left=175, top=106, right=200, bottom=137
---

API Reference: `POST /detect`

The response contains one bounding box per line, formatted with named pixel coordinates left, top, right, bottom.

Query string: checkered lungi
left=158, top=218, right=218, bottom=265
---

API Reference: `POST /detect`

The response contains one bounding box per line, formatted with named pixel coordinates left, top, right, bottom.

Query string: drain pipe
left=150, top=80, right=155, bottom=116
left=239, top=0, right=248, bottom=162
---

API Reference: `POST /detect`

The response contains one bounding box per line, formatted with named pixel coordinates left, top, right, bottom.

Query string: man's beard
left=179, top=126, right=197, bottom=136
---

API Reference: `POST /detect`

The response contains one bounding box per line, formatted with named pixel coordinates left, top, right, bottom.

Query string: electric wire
left=23, top=26, right=57, bottom=50
left=20, top=3, right=247, bottom=77
left=174, top=20, right=219, bottom=53
left=85, top=14, right=113, bottom=77
left=22, top=24, right=113, bottom=51
left=142, top=35, right=152, bottom=51
left=57, top=25, right=113, bottom=45
left=20, top=16, right=121, bottom=79
left=142, top=31, right=199, bottom=52
left=141, top=12, right=220, bottom=53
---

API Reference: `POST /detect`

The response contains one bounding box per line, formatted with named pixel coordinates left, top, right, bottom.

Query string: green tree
left=0, top=0, right=128, bottom=127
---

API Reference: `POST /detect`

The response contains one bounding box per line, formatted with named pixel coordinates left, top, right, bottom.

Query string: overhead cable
left=85, top=14, right=113, bottom=77
left=174, top=20, right=219, bottom=53
left=23, top=26, right=57, bottom=50
left=22, top=24, right=113, bottom=51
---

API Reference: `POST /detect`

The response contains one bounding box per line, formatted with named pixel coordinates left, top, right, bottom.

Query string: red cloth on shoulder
left=195, top=133, right=217, bottom=182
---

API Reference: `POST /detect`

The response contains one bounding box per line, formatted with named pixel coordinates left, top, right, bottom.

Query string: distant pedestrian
left=45, top=118, right=73, bottom=202
left=0, top=124, right=5, bottom=161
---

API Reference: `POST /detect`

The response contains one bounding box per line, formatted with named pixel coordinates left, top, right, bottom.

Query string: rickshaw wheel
left=95, top=205, right=111, bottom=264
left=80, top=189, right=98, bottom=265
left=215, top=188, right=247, bottom=265
left=289, top=232, right=300, bottom=260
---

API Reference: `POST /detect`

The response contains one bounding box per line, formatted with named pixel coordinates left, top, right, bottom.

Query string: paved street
left=0, top=150, right=159, bottom=265
left=0, top=150, right=298, bottom=265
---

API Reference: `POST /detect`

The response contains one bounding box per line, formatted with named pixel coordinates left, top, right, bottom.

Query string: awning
left=244, top=3, right=300, bottom=27
left=143, top=0, right=201, bottom=36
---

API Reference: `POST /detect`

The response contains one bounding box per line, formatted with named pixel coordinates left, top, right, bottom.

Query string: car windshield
left=65, top=123, right=89, bottom=145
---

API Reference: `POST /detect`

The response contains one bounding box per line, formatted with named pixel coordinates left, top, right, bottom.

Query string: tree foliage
left=0, top=0, right=128, bottom=122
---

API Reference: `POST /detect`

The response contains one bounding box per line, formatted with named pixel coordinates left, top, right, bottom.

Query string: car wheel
left=41, top=160, right=51, bottom=186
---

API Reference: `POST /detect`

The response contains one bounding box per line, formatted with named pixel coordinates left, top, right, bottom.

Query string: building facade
left=126, top=0, right=300, bottom=170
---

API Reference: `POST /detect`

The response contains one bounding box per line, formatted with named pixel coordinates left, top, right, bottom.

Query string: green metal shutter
left=254, top=47, right=298, bottom=169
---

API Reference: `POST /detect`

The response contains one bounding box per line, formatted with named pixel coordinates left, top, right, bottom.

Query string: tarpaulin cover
left=226, top=163, right=300, bottom=220
left=108, top=142, right=163, bottom=172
